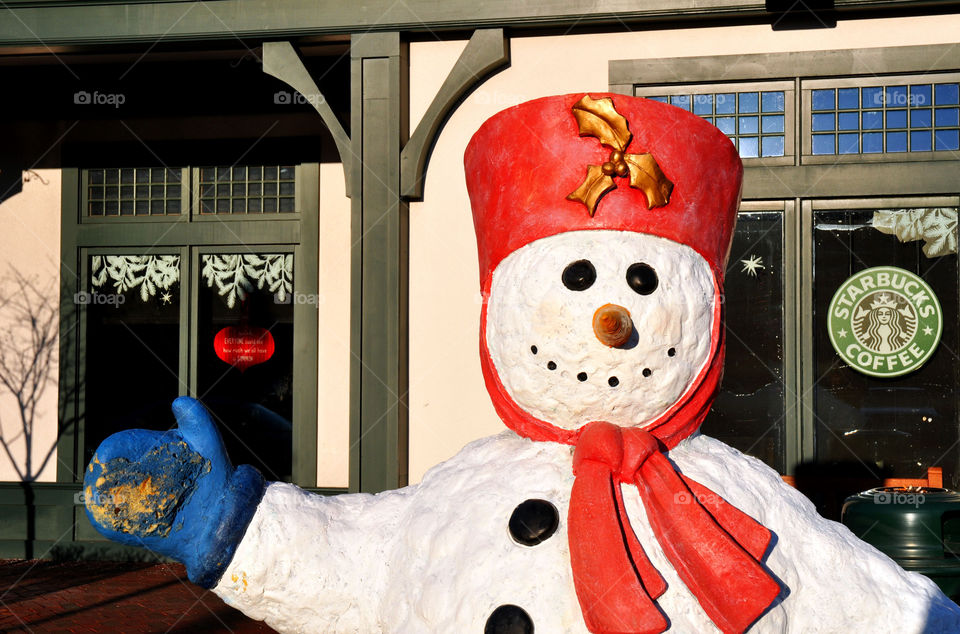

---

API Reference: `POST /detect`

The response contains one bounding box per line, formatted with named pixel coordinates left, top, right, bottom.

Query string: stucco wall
left=407, top=14, right=960, bottom=483
left=317, top=162, right=351, bottom=488
left=0, top=170, right=61, bottom=482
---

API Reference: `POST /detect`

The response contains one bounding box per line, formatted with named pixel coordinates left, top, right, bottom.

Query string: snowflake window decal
left=872, top=207, right=958, bottom=258
left=90, top=253, right=294, bottom=307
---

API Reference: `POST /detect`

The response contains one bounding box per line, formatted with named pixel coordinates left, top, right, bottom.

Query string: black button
left=485, top=604, right=534, bottom=634
left=508, top=499, right=559, bottom=546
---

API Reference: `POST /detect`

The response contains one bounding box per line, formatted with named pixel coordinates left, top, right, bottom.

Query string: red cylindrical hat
left=464, top=93, right=743, bottom=287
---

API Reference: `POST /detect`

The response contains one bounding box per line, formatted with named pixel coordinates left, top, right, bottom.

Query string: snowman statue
left=85, top=93, right=960, bottom=633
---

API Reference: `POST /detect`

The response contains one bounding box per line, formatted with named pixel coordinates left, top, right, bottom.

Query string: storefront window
left=83, top=255, right=182, bottom=465
left=702, top=211, right=785, bottom=472
left=812, top=206, right=960, bottom=486
left=197, top=253, right=294, bottom=481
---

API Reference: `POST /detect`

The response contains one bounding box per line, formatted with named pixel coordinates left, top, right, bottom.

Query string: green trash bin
left=842, top=486, right=960, bottom=600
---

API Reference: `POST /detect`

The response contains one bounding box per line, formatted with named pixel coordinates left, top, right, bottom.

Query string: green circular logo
left=828, top=266, right=942, bottom=378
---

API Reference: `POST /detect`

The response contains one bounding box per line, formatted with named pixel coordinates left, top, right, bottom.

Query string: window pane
left=739, top=136, right=759, bottom=158
left=813, top=89, right=835, bottom=111
left=702, top=212, right=784, bottom=472
left=739, top=116, right=759, bottom=135
left=813, top=208, right=960, bottom=491
left=692, top=94, right=713, bottom=115
left=715, top=93, right=736, bottom=114
left=812, top=113, right=835, bottom=132
left=862, top=110, right=883, bottom=130
left=911, top=109, right=932, bottom=128
left=762, top=115, right=784, bottom=134
left=197, top=253, right=295, bottom=482
left=862, top=86, right=883, bottom=108
left=935, top=108, right=960, bottom=127
left=911, top=84, right=932, bottom=107
left=886, top=110, right=907, bottom=128
left=83, top=255, right=182, bottom=466
left=862, top=132, right=883, bottom=153
left=910, top=130, right=932, bottom=152
left=761, top=136, right=785, bottom=157
left=812, top=134, right=836, bottom=154
left=935, top=129, right=960, bottom=151
left=715, top=116, right=736, bottom=135
left=670, top=95, right=691, bottom=110
left=886, top=131, right=908, bottom=152
left=838, top=88, right=860, bottom=110
left=761, top=91, right=785, bottom=113
left=838, top=133, right=860, bottom=154
left=838, top=112, right=859, bottom=131
left=738, top=92, right=759, bottom=114
left=935, top=83, right=960, bottom=105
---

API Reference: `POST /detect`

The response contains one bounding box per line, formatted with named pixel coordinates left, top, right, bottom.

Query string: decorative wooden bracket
left=262, top=41, right=354, bottom=197
left=400, top=29, right=510, bottom=200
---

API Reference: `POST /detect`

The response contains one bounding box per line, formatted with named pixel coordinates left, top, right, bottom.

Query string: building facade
left=0, top=0, right=958, bottom=557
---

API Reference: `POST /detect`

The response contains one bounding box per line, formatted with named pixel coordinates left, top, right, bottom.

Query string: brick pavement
left=0, top=559, right=276, bottom=633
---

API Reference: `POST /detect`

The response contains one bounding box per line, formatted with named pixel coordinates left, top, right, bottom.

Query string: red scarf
left=479, top=274, right=781, bottom=634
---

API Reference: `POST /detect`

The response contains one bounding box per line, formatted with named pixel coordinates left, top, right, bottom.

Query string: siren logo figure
left=828, top=266, right=942, bottom=377
left=852, top=292, right=916, bottom=354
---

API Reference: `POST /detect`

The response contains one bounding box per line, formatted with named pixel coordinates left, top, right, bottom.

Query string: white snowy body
left=214, top=431, right=960, bottom=633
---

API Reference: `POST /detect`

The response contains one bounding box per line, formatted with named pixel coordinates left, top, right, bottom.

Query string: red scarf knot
left=568, top=421, right=781, bottom=634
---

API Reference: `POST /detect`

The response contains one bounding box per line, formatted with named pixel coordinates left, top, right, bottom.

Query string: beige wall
left=0, top=170, right=61, bottom=482
left=317, top=163, right=351, bottom=488
left=407, top=14, right=960, bottom=482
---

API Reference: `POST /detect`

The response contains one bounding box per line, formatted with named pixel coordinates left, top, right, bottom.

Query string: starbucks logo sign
left=828, top=266, right=942, bottom=377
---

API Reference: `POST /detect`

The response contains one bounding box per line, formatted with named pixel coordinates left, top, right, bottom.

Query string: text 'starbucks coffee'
left=828, top=266, right=942, bottom=377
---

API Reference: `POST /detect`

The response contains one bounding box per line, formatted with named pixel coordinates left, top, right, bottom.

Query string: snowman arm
left=212, top=480, right=414, bottom=633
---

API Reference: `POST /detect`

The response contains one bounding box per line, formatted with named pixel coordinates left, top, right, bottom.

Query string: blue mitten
left=84, top=396, right=265, bottom=588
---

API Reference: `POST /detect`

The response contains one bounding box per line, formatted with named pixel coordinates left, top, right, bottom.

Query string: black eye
left=626, top=263, right=658, bottom=295
left=562, top=260, right=596, bottom=291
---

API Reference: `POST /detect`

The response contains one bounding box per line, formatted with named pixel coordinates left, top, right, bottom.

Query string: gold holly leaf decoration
left=625, top=153, right=674, bottom=209
left=566, top=95, right=674, bottom=216
left=566, top=165, right=616, bottom=217
left=571, top=95, right=632, bottom=151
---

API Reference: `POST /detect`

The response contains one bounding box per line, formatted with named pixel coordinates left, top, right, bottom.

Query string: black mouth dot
left=608, top=376, right=619, bottom=387
left=531, top=345, right=538, bottom=355
left=667, top=348, right=676, bottom=357
left=547, top=361, right=557, bottom=370
left=642, top=368, right=652, bottom=378
left=577, top=372, right=588, bottom=382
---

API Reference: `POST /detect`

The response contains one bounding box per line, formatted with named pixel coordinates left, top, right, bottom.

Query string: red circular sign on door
left=214, top=326, right=275, bottom=372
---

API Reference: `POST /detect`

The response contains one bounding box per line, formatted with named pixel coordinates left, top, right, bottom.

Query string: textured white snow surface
left=215, top=432, right=960, bottom=633
left=486, top=230, right=715, bottom=429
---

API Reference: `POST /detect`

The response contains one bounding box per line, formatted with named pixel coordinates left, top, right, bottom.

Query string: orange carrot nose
left=593, top=303, right=633, bottom=348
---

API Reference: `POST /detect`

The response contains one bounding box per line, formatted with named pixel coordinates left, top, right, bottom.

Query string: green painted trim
left=782, top=199, right=801, bottom=475
left=72, top=220, right=300, bottom=247
left=292, top=163, right=320, bottom=487
left=350, top=32, right=409, bottom=494
left=798, top=200, right=816, bottom=465
left=1, top=1, right=956, bottom=47
left=56, top=169, right=81, bottom=483
left=262, top=43, right=353, bottom=197
left=400, top=28, right=510, bottom=199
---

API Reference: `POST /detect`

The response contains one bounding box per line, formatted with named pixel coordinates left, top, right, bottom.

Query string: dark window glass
left=197, top=253, right=294, bottom=482
left=812, top=208, right=960, bottom=488
left=702, top=212, right=785, bottom=472
left=83, top=256, right=181, bottom=466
